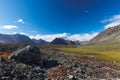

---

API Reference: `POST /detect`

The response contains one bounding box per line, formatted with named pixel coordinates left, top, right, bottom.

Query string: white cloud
left=104, top=21, right=120, bottom=29
left=17, top=19, right=24, bottom=24
left=19, top=32, right=26, bottom=35
left=29, top=32, right=99, bottom=42
left=13, top=32, right=27, bottom=35
left=13, top=32, right=17, bottom=34
left=102, top=15, right=120, bottom=23
left=0, top=25, right=18, bottom=30
left=101, top=14, right=120, bottom=29
left=29, top=33, right=68, bottom=42
left=67, top=32, right=99, bottom=41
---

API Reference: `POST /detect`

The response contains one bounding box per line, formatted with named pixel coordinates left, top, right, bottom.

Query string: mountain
left=32, top=39, right=48, bottom=45
left=0, top=34, right=13, bottom=44
left=49, top=38, right=76, bottom=45
left=72, top=40, right=81, bottom=45
left=74, top=41, right=89, bottom=45
left=90, top=25, right=120, bottom=44
left=0, top=34, right=35, bottom=44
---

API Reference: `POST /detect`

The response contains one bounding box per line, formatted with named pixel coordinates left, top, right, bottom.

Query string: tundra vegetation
left=0, top=44, right=120, bottom=79
left=58, top=42, right=120, bottom=63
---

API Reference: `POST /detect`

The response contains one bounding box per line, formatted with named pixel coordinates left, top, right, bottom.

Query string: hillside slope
left=90, top=25, right=120, bottom=43
left=49, top=38, right=76, bottom=45
left=32, top=39, right=48, bottom=45
left=0, top=34, right=35, bottom=44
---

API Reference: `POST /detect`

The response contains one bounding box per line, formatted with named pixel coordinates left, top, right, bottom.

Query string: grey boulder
left=8, top=45, right=42, bottom=64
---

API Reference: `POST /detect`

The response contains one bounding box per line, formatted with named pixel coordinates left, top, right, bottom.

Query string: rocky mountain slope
left=32, top=39, right=48, bottom=45
left=49, top=38, right=76, bottom=45
left=0, top=34, right=35, bottom=44
left=90, top=25, right=120, bottom=44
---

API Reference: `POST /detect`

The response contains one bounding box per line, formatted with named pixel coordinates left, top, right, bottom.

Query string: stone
left=8, top=45, right=42, bottom=64
left=0, top=57, right=5, bottom=62
left=68, top=75, right=73, bottom=79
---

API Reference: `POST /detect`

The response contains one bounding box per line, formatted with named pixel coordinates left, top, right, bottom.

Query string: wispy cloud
left=0, top=25, right=18, bottom=30
left=13, top=32, right=27, bottom=35
left=67, top=32, right=99, bottom=41
left=104, top=22, right=120, bottom=29
left=17, top=19, right=24, bottom=24
left=29, top=32, right=99, bottom=42
left=101, top=14, right=120, bottom=29
left=29, top=33, right=68, bottom=42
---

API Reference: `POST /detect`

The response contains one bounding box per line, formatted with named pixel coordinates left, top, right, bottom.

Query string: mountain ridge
left=0, top=33, right=80, bottom=45
left=0, top=34, right=34, bottom=44
left=32, top=39, right=48, bottom=45
left=90, top=25, right=120, bottom=44
left=49, top=38, right=77, bottom=45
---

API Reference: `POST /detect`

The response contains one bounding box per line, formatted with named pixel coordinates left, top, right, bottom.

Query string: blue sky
left=0, top=0, right=120, bottom=41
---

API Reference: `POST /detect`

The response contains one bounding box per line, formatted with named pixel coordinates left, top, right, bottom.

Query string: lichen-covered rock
left=8, top=45, right=42, bottom=64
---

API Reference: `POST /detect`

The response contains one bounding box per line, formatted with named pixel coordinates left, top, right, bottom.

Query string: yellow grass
left=58, top=43, right=120, bottom=63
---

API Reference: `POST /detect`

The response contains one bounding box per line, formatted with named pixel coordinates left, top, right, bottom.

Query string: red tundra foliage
left=47, top=65, right=67, bottom=79
left=0, top=52, right=12, bottom=59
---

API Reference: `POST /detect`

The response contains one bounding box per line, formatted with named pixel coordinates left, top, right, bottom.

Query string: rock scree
left=8, top=45, right=42, bottom=64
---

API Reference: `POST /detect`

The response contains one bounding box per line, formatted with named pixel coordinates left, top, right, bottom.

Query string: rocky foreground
left=0, top=45, right=120, bottom=80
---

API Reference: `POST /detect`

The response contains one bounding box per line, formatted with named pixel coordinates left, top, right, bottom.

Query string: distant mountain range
left=32, top=39, right=48, bottom=45
left=0, top=34, right=81, bottom=45
left=0, top=34, right=34, bottom=44
left=0, top=34, right=48, bottom=44
left=49, top=38, right=80, bottom=45
left=90, top=25, right=120, bottom=44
